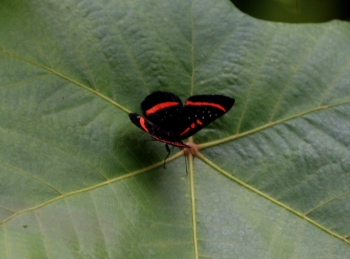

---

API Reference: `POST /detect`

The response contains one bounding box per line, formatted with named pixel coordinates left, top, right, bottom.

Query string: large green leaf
left=1, top=0, right=350, bottom=258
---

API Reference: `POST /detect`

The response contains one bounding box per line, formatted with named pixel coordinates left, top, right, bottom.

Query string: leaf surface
left=1, top=0, right=350, bottom=258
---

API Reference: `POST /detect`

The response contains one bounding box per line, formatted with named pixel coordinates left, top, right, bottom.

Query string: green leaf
left=1, top=0, right=350, bottom=258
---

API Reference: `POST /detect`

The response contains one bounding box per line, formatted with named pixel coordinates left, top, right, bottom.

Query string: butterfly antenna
left=164, top=144, right=171, bottom=169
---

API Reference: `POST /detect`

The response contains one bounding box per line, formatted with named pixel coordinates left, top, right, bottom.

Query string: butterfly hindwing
left=129, top=113, right=189, bottom=148
left=141, top=91, right=183, bottom=130
left=177, top=94, right=235, bottom=140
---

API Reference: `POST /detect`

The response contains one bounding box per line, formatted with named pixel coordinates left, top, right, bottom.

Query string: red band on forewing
left=180, top=127, right=191, bottom=136
left=146, top=102, right=180, bottom=116
left=196, top=119, right=203, bottom=125
left=140, top=117, right=150, bottom=133
left=191, top=123, right=196, bottom=129
left=186, top=101, right=226, bottom=112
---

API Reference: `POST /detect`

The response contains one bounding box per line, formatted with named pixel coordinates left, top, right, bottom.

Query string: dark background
left=232, top=0, right=350, bottom=23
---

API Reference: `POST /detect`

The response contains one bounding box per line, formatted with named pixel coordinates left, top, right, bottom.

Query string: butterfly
left=129, top=91, right=235, bottom=166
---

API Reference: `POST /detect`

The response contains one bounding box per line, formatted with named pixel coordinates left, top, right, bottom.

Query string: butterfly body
left=129, top=91, right=235, bottom=148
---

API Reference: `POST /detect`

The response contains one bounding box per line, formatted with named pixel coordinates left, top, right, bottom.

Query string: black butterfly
left=129, top=91, right=235, bottom=166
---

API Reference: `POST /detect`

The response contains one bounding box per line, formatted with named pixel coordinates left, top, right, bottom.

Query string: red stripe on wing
left=185, top=101, right=227, bottom=112
left=180, top=127, right=191, bottom=136
left=152, top=136, right=190, bottom=148
left=140, top=117, right=150, bottom=133
left=145, top=101, right=180, bottom=116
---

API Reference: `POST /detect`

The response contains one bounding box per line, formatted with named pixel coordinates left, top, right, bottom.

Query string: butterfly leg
left=184, top=149, right=188, bottom=175
left=164, top=144, right=171, bottom=169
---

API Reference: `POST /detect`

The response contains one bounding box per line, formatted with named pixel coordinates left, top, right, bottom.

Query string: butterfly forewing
left=178, top=95, right=235, bottom=140
left=141, top=91, right=183, bottom=130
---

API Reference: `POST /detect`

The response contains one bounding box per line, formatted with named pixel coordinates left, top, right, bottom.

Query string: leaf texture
left=0, top=0, right=350, bottom=258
